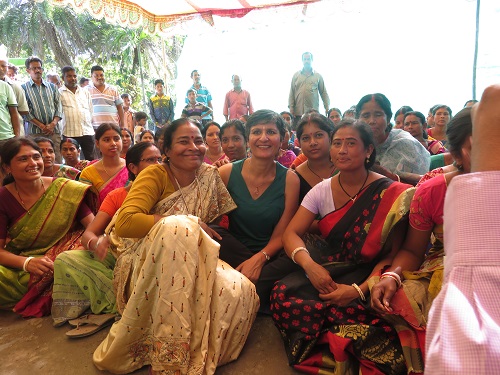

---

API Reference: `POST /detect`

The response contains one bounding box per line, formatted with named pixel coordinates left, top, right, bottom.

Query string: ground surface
left=0, top=311, right=299, bottom=375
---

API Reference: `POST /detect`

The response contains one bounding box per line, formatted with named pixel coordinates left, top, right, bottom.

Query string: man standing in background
left=21, top=56, right=63, bottom=162
left=186, top=70, right=213, bottom=126
left=288, top=52, right=329, bottom=126
left=59, top=66, right=95, bottom=160
left=87, top=65, right=124, bottom=130
left=223, top=74, right=253, bottom=121
left=0, top=57, right=28, bottom=136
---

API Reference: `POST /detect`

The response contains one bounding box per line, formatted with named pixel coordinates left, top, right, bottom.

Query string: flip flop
left=66, top=314, right=116, bottom=339
left=68, top=313, right=116, bottom=328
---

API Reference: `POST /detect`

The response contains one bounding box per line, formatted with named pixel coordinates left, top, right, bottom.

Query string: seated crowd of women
left=0, top=91, right=474, bottom=374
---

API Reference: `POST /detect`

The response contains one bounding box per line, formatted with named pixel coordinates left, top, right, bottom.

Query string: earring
left=365, top=156, right=370, bottom=164
left=453, top=161, right=464, bottom=171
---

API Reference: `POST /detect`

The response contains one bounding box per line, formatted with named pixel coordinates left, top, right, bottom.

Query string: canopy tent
left=34, top=0, right=323, bottom=34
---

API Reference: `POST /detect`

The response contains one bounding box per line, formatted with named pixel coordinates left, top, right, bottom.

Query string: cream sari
left=94, top=164, right=259, bottom=375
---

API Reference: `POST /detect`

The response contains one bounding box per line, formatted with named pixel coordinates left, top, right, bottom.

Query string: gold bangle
left=351, top=283, right=366, bottom=301
left=261, top=251, right=270, bottom=261
left=395, top=174, right=401, bottom=182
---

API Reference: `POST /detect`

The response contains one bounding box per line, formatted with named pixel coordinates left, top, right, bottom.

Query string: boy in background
left=181, top=89, right=212, bottom=124
left=134, top=111, right=149, bottom=143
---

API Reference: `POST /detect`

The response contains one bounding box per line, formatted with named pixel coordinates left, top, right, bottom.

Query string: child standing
left=181, top=89, right=212, bottom=124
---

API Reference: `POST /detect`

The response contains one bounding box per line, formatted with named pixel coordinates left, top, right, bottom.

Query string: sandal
left=66, top=313, right=116, bottom=338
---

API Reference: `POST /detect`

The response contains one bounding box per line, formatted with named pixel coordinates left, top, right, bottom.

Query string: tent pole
left=472, top=0, right=480, bottom=100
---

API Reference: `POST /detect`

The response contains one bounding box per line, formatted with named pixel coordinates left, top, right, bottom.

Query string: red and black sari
left=271, top=178, right=415, bottom=375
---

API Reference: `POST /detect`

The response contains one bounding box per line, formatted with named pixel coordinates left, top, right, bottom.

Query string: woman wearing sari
left=370, top=107, right=473, bottom=374
left=93, top=118, right=259, bottom=375
left=271, top=119, right=414, bottom=374
left=35, top=137, right=80, bottom=180
left=79, top=123, right=128, bottom=205
left=0, top=138, right=95, bottom=317
left=60, top=137, right=92, bottom=171
left=51, top=142, right=163, bottom=327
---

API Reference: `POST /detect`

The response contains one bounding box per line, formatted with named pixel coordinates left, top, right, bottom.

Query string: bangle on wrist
left=261, top=251, right=270, bottom=261
left=290, top=246, right=310, bottom=264
left=351, top=283, right=366, bottom=301
left=86, top=237, right=95, bottom=250
left=381, top=271, right=402, bottom=288
left=394, top=173, right=400, bottom=182
left=23, top=256, right=34, bottom=272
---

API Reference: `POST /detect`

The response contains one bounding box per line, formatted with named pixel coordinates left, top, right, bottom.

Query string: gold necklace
left=101, top=159, right=111, bottom=177
left=14, top=178, right=46, bottom=215
left=172, top=171, right=203, bottom=218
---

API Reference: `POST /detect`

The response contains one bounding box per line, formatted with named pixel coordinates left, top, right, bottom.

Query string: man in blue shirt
left=148, top=79, right=174, bottom=135
left=21, top=56, right=63, bottom=162
left=185, top=70, right=213, bottom=126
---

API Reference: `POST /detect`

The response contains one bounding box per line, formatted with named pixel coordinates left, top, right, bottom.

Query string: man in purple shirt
left=223, top=74, right=254, bottom=121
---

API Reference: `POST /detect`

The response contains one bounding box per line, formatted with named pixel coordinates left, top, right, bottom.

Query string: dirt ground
left=0, top=311, right=299, bottom=375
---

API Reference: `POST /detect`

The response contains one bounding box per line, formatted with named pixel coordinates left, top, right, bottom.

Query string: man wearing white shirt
left=59, top=66, right=95, bottom=160
left=0, top=58, right=28, bottom=136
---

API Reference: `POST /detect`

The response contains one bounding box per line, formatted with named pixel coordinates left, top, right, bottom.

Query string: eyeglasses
left=140, top=157, right=163, bottom=163
left=29, top=67, right=44, bottom=72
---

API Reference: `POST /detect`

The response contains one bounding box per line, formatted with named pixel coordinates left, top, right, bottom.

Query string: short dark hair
left=154, top=79, right=164, bottom=86
left=7, top=64, right=18, bottom=74
left=25, top=56, right=43, bottom=69
left=245, top=109, right=286, bottom=142
left=61, top=66, right=76, bottom=78
left=1, top=137, right=41, bottom=185
left=121, top=93, right=131, bottom=100
left=126, top=142, right=160, bottom=181
left=95, top=123, right=121, bottom=141
left=332, top=118, right=377, bottom=169
left=79, top=77, right=89, bottom=85
left=190, top=70, right=198, bottom=78
left=463, top=99, right=478, bottom=107
left=186, top=88, right=197, bottom=96
left=91, top=65, right=104, bottom=74
left=135, top=111, right=148, bottom=122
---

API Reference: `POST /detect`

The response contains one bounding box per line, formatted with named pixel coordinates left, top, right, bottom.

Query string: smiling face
left=221, top=126, right=247, bottom=161
left=358, top=100, right=389, bottom=145
left=5, top=145, right=44, bottom=182
left=96, top=129, right=122, bottom=157
left=204, top=125, right=221, bottom=150
left=248, top=122, right=282, bottom=159
left=299, top=122, right=331, bottom=161
left=330, top=126, right=373, bottom=172
left=37, top=141, right=56, bottom=171
left=61, top=141, right=80, bottom=165
left=404, top=114, right=425, bottom=139
left=165, top=123, right=206, bottom=172
left=91, top=69, right=105, bottom=87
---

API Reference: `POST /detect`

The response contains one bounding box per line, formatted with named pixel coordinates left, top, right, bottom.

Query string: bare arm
left=8, top=106, right=20, bottom=136
left=81, top=211, right=112, bottom=260
left=116, top=104, right=125, bottom=128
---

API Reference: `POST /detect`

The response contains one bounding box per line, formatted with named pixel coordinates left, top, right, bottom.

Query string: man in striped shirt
left=21, top=56, right=63, bottom=162
left=59, top=66, right=95, bottom=160
left=87, top=65, right=124, bottom=130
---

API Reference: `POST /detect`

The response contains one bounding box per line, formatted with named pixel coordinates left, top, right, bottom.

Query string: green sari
left=0, top=178, right=95, bottom=317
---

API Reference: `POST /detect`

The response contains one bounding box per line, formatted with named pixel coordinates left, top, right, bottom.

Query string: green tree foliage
left=0, top=0, right=186, bottom=110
